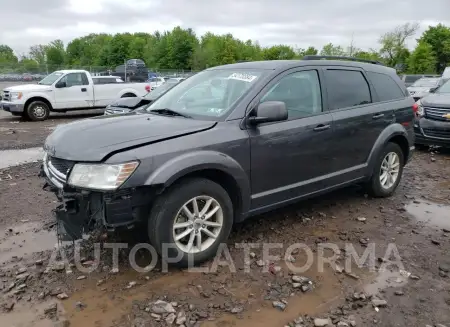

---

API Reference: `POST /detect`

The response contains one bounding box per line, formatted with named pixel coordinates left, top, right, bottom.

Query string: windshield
left=411, top=78, right=439, bottom=87
left=437, top=79, right=450, bottom=93
left=38, top=71, right=64, bottom=85
left=146, top=69, right=266, bottom=119
left=144, top=82, right=179, bottom=100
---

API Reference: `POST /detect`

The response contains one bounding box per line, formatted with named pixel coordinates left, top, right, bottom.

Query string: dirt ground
left=0, top=109, right=449, bottom=327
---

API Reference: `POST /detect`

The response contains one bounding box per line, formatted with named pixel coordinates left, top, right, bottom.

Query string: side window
left=325, top=70, right=371, bottom=110
left=60, top=73, right=89, bottom=87
left=367, top=72, right=405, bottom=102
left=260, top=70, right=322, bottom=120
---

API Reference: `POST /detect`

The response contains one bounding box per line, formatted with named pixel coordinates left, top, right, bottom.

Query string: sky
left=2, top=0, right=450, bottom=55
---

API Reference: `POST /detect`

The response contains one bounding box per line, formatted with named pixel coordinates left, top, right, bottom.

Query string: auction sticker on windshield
left=228, top=73, right=258, bottom=82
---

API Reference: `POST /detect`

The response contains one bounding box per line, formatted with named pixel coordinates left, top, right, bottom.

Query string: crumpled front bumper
left=39, top=164, right=150, bottom=241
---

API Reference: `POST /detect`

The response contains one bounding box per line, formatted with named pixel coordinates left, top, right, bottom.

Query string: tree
left=262, top=45, right=296, bottom=60
left=320, top=43, right=346, bottom=56
left=407, top=41, right=437, bottom=74
left=29, top=45, right=47, bottom=65
left=2, top=23, right=449, bottom=75
left=46, top=40, right=65, bottom=68
left=379, top=22, right=419, bottom=67
left=0, top=45, right=18, bottom=67
left=418, top=24, right=450, bottom=73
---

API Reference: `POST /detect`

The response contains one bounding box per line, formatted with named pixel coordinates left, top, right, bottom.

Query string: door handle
left=372, top=113, right=384, bottom=119
left=313, top=124, right=331, bottom=132
left=81, top=88, right=87, bottom=92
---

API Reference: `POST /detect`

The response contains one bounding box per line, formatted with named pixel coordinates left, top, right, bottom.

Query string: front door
left=248, top=68, right=335, bottom=209
left=54, top=72, right=93, bottom=109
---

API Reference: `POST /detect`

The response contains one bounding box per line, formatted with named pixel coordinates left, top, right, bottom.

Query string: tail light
left=412, top=103, right=418, bottom=113
left=145, top=85, right=150, bottom=92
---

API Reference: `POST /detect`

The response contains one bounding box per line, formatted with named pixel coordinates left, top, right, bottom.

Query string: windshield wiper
left=149, top=108, right=192, bottom=118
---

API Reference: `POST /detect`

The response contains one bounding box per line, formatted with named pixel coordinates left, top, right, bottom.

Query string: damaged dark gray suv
left=40, top=56, right=415, bottom=266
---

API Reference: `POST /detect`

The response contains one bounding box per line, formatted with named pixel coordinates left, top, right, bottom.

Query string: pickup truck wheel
left=366, top=142, right=404, bottom=198
left=148, top=178, right=233, bottom=267
left=26, top=101, right=50, bottom=121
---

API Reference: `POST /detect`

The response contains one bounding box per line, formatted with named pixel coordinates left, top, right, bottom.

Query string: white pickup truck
left=1, top=70, right=150, bottom=121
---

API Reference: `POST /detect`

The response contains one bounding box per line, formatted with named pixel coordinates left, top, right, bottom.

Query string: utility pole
left=124, top=60, right=127, bottom=82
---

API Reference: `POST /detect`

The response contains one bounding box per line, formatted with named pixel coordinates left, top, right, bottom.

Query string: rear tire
left=148, top=178, right=234, bottom=267
left=26, top=101, right=50, bottom=121
left=366, top=142, right=404, bottom=197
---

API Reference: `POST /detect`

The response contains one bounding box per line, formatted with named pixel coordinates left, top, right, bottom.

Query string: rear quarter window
left=367, top=72, right=406, bottom=102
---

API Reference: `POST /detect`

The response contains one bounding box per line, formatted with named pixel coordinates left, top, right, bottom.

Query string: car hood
left=44, top=113, right=216, bottom=161
left=421, top=93, right=450, bottom=108
left=108, top=96, right=151, bottom=109
left=5, top=84, right=52, bottom=92
left=408, top=86, right=432, bottom=93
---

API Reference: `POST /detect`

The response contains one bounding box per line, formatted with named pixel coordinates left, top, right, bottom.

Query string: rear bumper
left=1, top=101, right=24, bottom=113
left=39, top=164, right=151, bottom=240
left=414, top=117, right=450, bottom=146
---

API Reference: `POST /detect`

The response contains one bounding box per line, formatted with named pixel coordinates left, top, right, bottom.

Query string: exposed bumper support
left=39, top=165, right=151, bottom=241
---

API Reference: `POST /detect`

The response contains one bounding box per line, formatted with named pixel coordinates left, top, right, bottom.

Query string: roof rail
left=302, top=55, right=384, bottom=66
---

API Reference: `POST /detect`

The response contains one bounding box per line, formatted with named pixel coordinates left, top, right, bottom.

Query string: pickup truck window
left=60, top=73, right=89, bottom=87
left=38, top=71, right=64, bottom=85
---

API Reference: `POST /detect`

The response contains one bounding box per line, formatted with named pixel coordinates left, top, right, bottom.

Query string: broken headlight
left=68, top=161, right=139, bottom=190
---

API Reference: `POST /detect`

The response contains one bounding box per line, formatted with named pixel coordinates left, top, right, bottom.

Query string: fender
left=24, top=92, right=54, bottom=107
left=145, top=150, right=251, bottom=218
left=366, top=123, right=409, bottom=176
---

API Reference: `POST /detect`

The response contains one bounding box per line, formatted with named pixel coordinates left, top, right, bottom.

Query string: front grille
left=424, top=106, right=450, bottom=121
left=2, top=91, right=10, bottom=101
left=49, top=156, right=74, bottom=176
left=422, top=127, right=450, bottom=139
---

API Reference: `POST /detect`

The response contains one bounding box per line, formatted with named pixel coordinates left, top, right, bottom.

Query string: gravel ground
left=0, top=110, right=449, bottom=327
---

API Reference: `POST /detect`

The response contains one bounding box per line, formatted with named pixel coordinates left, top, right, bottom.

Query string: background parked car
left=407, top=77, right=448, bottom=101
left=401, top=74, right=440, bottom=87
left=104, top=78, right=184, bottom=115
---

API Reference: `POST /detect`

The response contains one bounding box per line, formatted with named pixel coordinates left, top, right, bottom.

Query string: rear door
left=53, top=72, right=93, bottom=109
left=323, top=67, right=394, bottom=182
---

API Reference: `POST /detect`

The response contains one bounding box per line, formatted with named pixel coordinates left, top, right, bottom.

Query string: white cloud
left=1, top=0, right=449, bottom=55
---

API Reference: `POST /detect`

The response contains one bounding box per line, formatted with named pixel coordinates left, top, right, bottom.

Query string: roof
left=209, top=59, right=396, bottom=74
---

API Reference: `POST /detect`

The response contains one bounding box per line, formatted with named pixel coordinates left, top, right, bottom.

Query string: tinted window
left=325, top=70, right=371, bottom=110
left=367, top=72, right=405, bottom=102
left=260, top=70, right=322, bottom=119
left=405, top=75, right=422, bottom=83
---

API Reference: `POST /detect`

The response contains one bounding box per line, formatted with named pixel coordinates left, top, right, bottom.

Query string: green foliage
left=0, top=23, right=449, bottom=75
left=418, top=24, right=450, bottom=73
left=320, top=43, right=346, bottom=56
left=407, top=41, right=437, bottom=74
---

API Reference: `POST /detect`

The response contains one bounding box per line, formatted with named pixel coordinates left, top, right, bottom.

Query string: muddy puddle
left=0, top=300, right=64, bottom=327
left=363, top=268, right=409, bottom=295
left=406, top=200, right=450, bottom=229
left=0, top=222, right=56, bottom=266
left=0, top=147, right=44, bottom=169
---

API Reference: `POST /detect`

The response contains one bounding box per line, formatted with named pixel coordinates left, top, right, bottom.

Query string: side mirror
left=55, top=81, right=66, bottom=88
left=248, top=101, right=288, bottom=125
left=429, top=87, right=437, bottom=93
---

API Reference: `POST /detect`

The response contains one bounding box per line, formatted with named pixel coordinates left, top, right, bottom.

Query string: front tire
left=366, top=142, right=404, bottom=197
left=148, top=178, right=234, bottom=267
left=26, top=101, right=50, bottom=121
